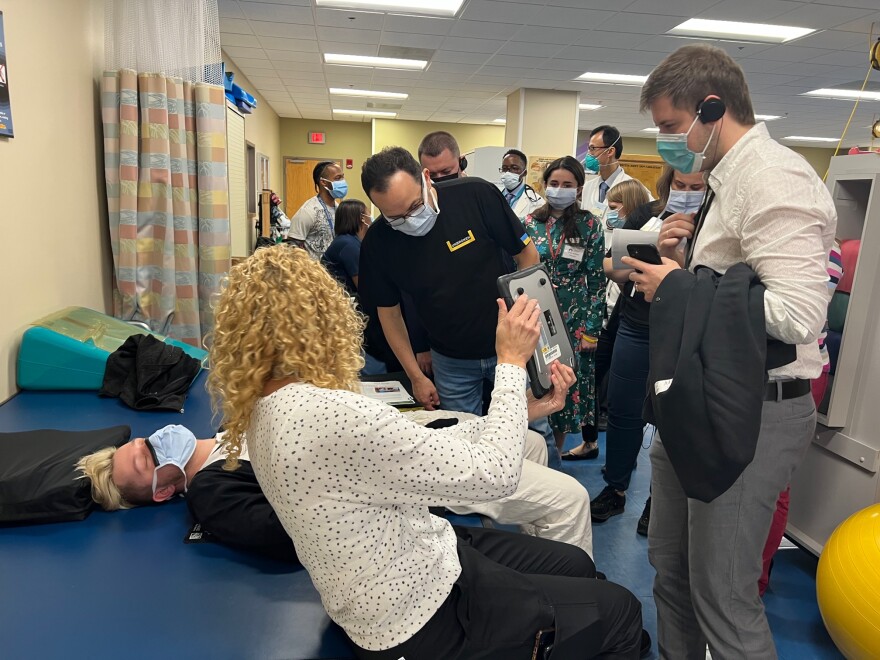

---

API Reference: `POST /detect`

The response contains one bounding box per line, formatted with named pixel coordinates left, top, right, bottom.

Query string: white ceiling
left=219, top=0, right=880, bottom=147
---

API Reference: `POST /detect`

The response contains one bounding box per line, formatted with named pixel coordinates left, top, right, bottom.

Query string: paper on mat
left=360, top=381, right=415, bottom=405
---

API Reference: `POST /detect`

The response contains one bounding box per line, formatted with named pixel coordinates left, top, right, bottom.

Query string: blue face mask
left=605, top=209, right=626, bottom=229
left=322, top=178, right=348, bottom=199
left=664, top=189, right=706, bottom=215
left=656, top=116, right=716, bottom=175
left=145, top=424, right=197, bottom=496
left=388, top=179, right=439, bottom=237
left=545, top=186, right=579, bottom=210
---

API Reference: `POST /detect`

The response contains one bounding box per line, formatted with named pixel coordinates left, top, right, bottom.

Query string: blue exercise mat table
left=0, top=372, right=355, bottom=660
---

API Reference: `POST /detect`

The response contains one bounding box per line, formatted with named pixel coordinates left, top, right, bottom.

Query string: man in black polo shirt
left=359, top=146, right=540, bottom=414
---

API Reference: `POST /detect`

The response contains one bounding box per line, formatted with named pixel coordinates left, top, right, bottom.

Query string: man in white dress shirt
left=580, top=125, right=650, bottom=219
left=626, top=43, right=837, bottom=660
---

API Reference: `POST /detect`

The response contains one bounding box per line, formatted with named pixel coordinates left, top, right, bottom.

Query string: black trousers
left=351, top=526, right=642, bottom=660
left=186, top=460, right=301, bottom=565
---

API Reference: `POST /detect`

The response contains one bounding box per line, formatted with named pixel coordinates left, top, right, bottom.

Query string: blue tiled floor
left=559, top=431, right=842, bottom=660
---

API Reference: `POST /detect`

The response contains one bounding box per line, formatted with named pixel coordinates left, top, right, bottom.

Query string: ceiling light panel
left=803, top=88, right=880, bottom=101
left=579, top=103, right=604, bottom=110
left=755, top=114, right=783, bottom=120
left=324, top=53, right=427, bottom=70
left=333, top=109, right=399, bottom=117
left=316, top=0, right=464, bottom=18
left=668, top=19, right=815, bottom=44
left=329, top=88, right=409, bottom=99
left=576, top=72, right=649, bottom=86
left=782, top=135, right=839, bottom=142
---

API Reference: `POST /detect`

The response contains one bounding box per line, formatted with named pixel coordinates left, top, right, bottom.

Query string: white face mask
left=499, top=171, right=523, bottom=191
left=545, top=186, right=578, bottom=210
left=665, top=189, right=706, bottom=215
left=387, top=177, right=440, bottom=237
left=144, top=424, right=197, bottom=495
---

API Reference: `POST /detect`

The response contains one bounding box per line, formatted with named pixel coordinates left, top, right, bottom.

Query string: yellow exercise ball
left=816, top=503, right=880, bottom=659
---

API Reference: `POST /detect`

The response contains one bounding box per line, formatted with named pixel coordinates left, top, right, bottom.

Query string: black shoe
left=640, top=629, right=652, bottom=658
left=561, top=445, right=599, bottom=461
left=637, top=497, right=651, bottom=537
left=591, top=486, right=626, bottom=522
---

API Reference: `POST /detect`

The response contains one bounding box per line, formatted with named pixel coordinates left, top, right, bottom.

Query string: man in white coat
left=498, top=149, right=545, bottom=221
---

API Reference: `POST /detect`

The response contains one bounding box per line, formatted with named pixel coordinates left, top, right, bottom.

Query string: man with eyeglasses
left=580, top=125, right=650, bottom=222
left=499, top=148, right=545, bottom=221
left=359, top=146, right=540, bottom=416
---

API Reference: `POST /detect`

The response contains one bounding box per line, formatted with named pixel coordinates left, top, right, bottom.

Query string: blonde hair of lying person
left=205, top=245, right=642, bottom=659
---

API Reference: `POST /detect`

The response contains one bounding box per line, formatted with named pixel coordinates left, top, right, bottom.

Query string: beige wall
left=279, top=117, right=372, bottom=204
left=0, top=0, right=111, bottom=402
left=373, top=118, right=505, bottom=158
left=577, top=131, right=836, bottom=176
left=518, top=89, right=579, bottom=159
left=221, top=54, right=282, bottom=192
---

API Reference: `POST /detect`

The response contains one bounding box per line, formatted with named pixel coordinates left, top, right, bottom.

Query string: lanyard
left=545, top=217, right=566, bottom=261
left=317, top=196, right=335, bottom=233
left=685, top=188, right=715, bottom=270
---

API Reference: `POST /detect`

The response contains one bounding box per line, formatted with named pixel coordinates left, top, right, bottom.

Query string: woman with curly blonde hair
left=207, top=244, right=641, bottom=660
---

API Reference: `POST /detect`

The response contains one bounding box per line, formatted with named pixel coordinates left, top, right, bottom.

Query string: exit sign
left=308, top=132, right=326, bottom=144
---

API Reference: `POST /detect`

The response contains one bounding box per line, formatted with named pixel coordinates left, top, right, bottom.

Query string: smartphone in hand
left=626, top=243, right=663, bottom=266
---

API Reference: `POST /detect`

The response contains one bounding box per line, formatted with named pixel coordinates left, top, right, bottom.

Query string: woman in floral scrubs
left=523, top=156, right=606, bottom=454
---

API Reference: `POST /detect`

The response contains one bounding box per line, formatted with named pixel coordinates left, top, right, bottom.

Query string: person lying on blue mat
left=77, top=412, right=594, bottom=562
left=200, top=245, right=644, bottom=660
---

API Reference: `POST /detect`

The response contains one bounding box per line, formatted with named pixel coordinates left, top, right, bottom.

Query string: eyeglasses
left=586, top=145, right=611, bottom=154
left=385, top=186, right=426, bottom=225
left=499, top=165, right=524, bottom=174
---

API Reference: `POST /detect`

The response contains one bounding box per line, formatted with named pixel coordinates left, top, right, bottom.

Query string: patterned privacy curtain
left=102, top=69, right=230, bottom=347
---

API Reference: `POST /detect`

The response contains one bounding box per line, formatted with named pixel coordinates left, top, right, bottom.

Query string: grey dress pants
left=648, top=392, right=815, bottom=659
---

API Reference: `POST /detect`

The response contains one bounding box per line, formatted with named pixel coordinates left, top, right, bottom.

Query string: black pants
left=351, top=526, right=642, bottom=660
left=582, top=321, right=617, bottom=443
left=186, top=460, right=301, bottom=565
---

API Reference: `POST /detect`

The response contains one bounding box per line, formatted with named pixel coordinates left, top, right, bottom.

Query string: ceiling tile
left=497, top=41, right=566, bottom=57
left=624, top=0, right=722, bottom=14
left=230, top=57, right=278, bottom=70
left=239, top=2, right=313, bottom=24
left=221, top=33, right=263, bottom=48
left=261, top=90, right=295, bottom=102
left=250, top=20, right=318, bottom=39
left=441, top=36, right=506, bottom=54
left=218, top=0, right=245, bottom=19
left=223, top=45, right=270, bottom=60
left=315, top=8, right=385, bottom=30
left=381, top=32, right=445, bottom=50
left=572, top=30, right=655, bottom=50
left=695, top=0, right=803, bottom=21
left=220, top=18, right=253, bottom=34
left=319, top=41, right=379, bottom=56
left=805, top=49, right=877, bottom=67
left=822, top=11, right=880, bottom=35
left=751, top=45, right=836, bottom=63
left=264, top=48, right=321, bottom=62
left=462, top=1, right=541, bottom=24
left=449, top=20, right=523, bottom=40
left=771, top=3, right=877, bottom=30
left=432, top=50, right=494, bottom=64
left=316, top=26, right=381, bottom=44
left=789, top=29, right=867, bottom=50
left=381, top=15, right=454, bottom=36
left=596, top=12, right=690, bottom=34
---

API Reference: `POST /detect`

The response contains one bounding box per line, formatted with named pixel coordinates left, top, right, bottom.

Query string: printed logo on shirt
left=447, top=230, right=476, bottom=252
left=520, top=232, right=532, bottom=246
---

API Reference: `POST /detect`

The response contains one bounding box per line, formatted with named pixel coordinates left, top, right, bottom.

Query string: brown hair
left=640, top=43, right=756, bottom=125
left=418, top=131, right=460, bottom=159
left=605, top=179, right=651, bottom=217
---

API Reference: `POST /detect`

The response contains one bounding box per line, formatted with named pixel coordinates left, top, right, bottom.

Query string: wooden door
left=284, top=158, right=342, bottom=218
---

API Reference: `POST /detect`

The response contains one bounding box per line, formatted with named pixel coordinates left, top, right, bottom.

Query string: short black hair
left=590, top=125, right=623, bottom=158
left=312, top=161, right=336, bottom=187
left=503, top=149, right=528, bottom=169
left=333, top=199, right=367, bottom=236
left=418, top=131, right=460, bottom=159
left=361, top=147, right=422, bottom=196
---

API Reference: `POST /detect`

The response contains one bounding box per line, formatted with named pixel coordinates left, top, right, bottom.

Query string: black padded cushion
left=0, top=426, right=131, bottom=524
